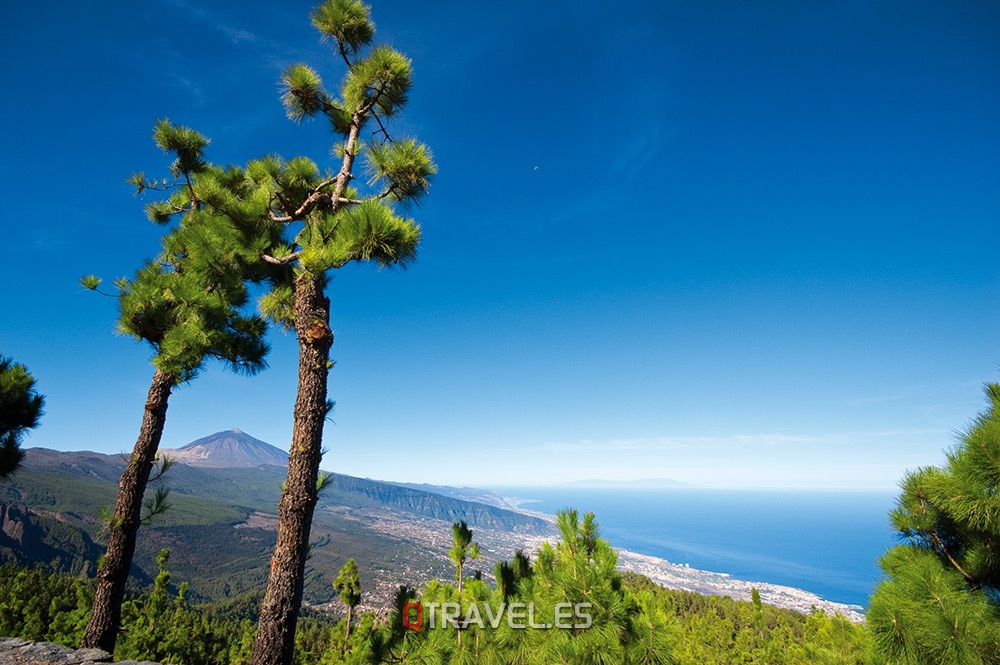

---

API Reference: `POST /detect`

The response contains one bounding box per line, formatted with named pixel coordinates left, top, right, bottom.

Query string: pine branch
left=359, top=79, right=389, bottom=116
left=261, top=251, right=303, bottom=266
left=129, top=176, right=187, bottom=194
left=930, top=530, right=977, bottom=587
left=370, top=109, right=396, bottom=144
left=79, top=275, right=116, bottom=297
left=320, top=97, right=342, bottom=117
left=131, top=315, right=166, bottom=344
left=329, top=113, right=364, bottom=212
left=338, top=43, right=354, bottom=71
left=336, top=186, right=395, bottom=206
left=182, top=172, right=201, bottom=208
left=274, top=190, right=296, bottom=217
left=320, top=217, right=342, bottom=244
left=148, top=454, right=175, bottom=483
left=918, top=496, right=978, bottom=587
left=288, top=178, right=339, bottom=220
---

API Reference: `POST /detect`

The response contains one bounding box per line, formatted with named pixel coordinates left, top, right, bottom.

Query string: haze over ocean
left=496, top=487, right=897, bottom=609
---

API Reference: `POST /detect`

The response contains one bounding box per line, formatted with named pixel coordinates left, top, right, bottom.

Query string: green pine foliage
left=636, top=578, right=873, bottom=664
left=0, top=564, right=92, bottom=644
left=135, top=1, right=436, bottom=327
left=111, top=549, right=257, bottom=665
left=868, top=383, right=1000, bottom=664
left=0, top=356, right=45, bottom=479
left=153, top=0, right=431, bottom=320
left=0, top=559, right=261, bottom=665
left=87, top=118, right=271, bottom=384
left=99, top=224, right=269, bottom=383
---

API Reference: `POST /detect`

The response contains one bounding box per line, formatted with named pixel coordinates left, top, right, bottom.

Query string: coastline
left=344, top=496, right=869, bottom=623
left=614, top=547, right=866, bottom=623
left=495, top=487, right=886, bottom=619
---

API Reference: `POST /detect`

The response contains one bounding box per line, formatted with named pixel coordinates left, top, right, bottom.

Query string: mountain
left=388, top=482, right=520, bottom=511
left=331, top=475, right=546, bottom=532
left=162, top=428, right=289, bottom=468
left=0, top=434, right=553, bottom=606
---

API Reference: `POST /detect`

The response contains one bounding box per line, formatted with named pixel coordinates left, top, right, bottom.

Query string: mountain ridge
left=1, top=436, right=553, bottom=604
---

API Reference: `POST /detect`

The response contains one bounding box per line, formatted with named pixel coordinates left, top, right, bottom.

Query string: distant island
left=562, top=478, right=696, bottom=489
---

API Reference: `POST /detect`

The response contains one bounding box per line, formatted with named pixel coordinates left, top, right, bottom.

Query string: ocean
left=493, top=487, right=898, bottom=609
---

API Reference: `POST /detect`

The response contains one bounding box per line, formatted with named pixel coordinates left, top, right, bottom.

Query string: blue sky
left=2, top=0, right=998, bottom=489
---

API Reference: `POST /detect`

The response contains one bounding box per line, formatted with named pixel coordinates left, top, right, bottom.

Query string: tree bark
left=82, top=368, right=175, bottom=652
left=252, top=272, right=332, bottom=665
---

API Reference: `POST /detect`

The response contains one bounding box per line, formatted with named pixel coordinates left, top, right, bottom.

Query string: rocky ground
left=0, top=638, right=156, bottom=665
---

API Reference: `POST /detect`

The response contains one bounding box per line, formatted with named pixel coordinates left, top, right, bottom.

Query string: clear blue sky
left=2, top=0, right=998, bottom=489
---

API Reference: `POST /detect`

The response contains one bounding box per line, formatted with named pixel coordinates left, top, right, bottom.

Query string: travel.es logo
left=402, top=601, right=593, bottom=632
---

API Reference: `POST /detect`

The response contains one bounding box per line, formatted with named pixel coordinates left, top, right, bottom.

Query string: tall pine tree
left=868, top=382, right=1000, bottom=664
left=244, top=3, right=434, bottom=663
left=81, top=122, right=270, bottom=653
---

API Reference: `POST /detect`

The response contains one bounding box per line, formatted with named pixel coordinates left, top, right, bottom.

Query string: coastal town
left=345, top=504, right=865, bottom=623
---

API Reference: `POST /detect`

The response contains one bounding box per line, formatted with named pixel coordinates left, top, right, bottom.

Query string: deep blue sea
left=492, top=487, right=898, bottom=609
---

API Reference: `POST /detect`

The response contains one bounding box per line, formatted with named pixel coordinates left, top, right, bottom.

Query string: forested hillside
left=0, top=446, right=550, bottom=604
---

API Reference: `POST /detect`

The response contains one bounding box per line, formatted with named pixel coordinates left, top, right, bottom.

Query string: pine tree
left=449, top=521, right=480, bottom=598
left=868, top=382, right=1000, bottom=664
left=241, top=3, right=434, bottom=664
left=333, top=558, right=361, bottom=647
left=0, top=356, right=45, bottom=479
left=81, top=122, right=270, bottom=653
left=449, top=520, right=478, bottom=648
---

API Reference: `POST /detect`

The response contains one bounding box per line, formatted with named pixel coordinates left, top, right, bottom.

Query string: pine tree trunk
left=457, top=564, right=463, bottom=647
left=83, top=368, right=175, bottom=652
left=252, top=272, right=332, bottom=665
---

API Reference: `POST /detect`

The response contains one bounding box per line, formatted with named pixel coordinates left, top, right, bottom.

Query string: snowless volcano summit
left=163, top=428, right=289, bottom=468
